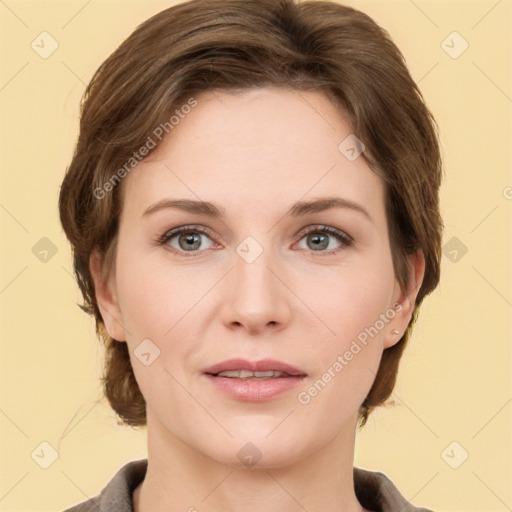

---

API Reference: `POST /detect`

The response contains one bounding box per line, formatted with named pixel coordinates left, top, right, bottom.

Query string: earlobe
left=89, top=249, right=127, bottom=342
left=384, top=250, right=426, bottom=349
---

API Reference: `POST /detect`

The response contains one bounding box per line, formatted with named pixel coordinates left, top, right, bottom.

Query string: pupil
left=180, top=232, right=200, bottom=250
left=309, top=233, right=327, bottom=251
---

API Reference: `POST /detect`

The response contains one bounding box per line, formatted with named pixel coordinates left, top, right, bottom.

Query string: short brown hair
left=59, top=0, right=443, bottom=429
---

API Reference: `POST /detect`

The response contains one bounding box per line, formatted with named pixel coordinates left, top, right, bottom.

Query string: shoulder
left=63, top=459, right=147, bottom=512
left=353, top=466, right=434, bottom=512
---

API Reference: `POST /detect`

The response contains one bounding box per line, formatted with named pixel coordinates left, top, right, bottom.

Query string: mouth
left=212, top=370, right=296, bottom=380
left=203, top=358, right=307, bottom=378
left=202, top=359, right=307, bottom=401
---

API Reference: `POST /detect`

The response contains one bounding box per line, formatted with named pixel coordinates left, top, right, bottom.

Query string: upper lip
left=203, top=358, right=307, bottom=376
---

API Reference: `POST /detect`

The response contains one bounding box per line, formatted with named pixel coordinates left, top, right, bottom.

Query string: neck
left=134, top=411, right=367, bottom=512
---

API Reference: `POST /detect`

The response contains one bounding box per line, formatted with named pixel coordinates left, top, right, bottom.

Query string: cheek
left=115, top=250, right=207, bottom=339
left=293, top=254, right=395, bottom=345
left=113, top=254, right=198, bottom=406
left=114, top=250, right=213, bottom=395
left=292, top=254, right=394, bottom=408
left=293, top=273, right=393, bottom=429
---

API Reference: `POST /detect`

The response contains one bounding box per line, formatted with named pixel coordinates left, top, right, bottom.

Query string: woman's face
left=95, top=86, right=421, bottom=468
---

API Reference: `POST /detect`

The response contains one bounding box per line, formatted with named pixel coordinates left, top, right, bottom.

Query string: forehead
left=121, top=87, right=385, bottom=221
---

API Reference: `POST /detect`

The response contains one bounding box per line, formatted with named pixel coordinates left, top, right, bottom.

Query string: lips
left=203, top=359, right=307, bottom=401
left=215, top=370, right=288, bottom=379
left=203, top=358, right=307, bottom=378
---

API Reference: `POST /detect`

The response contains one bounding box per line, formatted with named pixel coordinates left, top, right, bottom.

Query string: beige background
left=0, top=0, right=510, bottom=511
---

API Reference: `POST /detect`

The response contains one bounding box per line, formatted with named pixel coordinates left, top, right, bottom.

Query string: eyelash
left=156, top=224, right=353, bottom=258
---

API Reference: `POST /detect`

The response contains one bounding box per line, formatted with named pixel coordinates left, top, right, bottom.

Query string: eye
left=159, top=225, right=216, bottom=257
left=157, top=224, right=353, bottom=257
left=295, top=225, right=353, bottom=255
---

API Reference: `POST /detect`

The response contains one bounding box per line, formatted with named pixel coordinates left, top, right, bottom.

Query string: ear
left=89, top=248, right=127, bottom=342
left=383, top=249, right=425, bottom=349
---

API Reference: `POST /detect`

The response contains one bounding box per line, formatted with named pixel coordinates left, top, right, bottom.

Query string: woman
left=59, top=0, right=443, bottom=510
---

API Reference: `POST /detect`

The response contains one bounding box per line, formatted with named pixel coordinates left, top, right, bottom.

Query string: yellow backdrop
left=0, top=1, right=510, bottom=511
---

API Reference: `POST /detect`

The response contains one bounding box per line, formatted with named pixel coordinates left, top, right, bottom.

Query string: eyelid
left=297, top=224, right=353, bottom=244
left=158, top=224, right=216, bottom=244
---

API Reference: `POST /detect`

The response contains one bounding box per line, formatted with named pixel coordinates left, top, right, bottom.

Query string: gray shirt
left=63, top=459, right=434, bottom=512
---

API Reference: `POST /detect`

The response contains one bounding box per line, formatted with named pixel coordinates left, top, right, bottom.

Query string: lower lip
left=204, top=374, right=306, bottom=401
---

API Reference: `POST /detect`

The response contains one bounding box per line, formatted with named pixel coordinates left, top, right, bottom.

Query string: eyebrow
left=142, top=196, right=372, bottom=223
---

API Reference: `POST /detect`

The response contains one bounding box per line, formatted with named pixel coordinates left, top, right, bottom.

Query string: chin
left=196, top=427, right=317, bottom=471
left=211, top=442, right=309, bottom=471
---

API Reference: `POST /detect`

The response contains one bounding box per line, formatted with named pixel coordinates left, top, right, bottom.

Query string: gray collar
left=64, top=459, right=434, bottom=512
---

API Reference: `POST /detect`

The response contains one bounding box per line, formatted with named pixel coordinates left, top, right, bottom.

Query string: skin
left=90, top=86, right=425, bottom=512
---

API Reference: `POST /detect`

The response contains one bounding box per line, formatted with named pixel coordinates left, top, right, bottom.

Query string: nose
left=219, top=242, right=292, bottom=336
